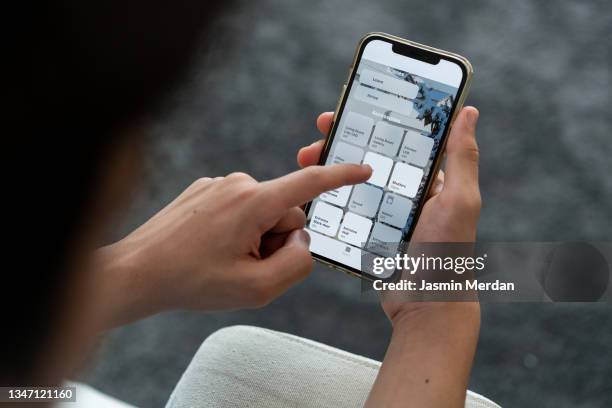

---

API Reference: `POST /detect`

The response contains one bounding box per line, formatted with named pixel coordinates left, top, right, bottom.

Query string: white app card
left=363, top=151, right=393, bottom=187
left=309, top=201, right=343, bottom=237
left=320, top=185, right=352, bottom=207
left=378, top=192, right=413, bottom=228
left=367, top=222, right=402, bottom=257
left=348, top=183, right=383, bottom=218
left=338, top=212, right=373, bottom=247
left=388, top=162, right=423, bottom=198
left=354, top=85, right=417, bottom=118
left=399, top=130, right=434, bottom=167
left=330, top=142, right=364, bottom=165
left=369, top=122, right=404, bottom=157
left=359, top=69, right=420, bottom=100
left=340, top=111, right=374, bottom=147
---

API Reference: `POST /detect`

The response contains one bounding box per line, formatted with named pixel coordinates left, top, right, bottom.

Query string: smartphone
left=304, top=32, right=473, bottom=280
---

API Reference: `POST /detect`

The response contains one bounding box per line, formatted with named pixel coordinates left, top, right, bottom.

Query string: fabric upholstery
left=166, top=325, right=500, bottom=408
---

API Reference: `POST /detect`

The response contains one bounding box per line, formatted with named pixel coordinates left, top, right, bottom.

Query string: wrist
left=390, top=302, right=481, bottom=332
left=370, top=302, right=481, bottom=408
left=93, top=240, right=168, bottom=329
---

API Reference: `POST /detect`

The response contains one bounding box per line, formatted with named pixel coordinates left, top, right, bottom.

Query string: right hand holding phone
left=298, top=106, right=481, bottom=326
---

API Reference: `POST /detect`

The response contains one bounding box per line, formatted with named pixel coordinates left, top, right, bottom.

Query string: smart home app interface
left=306, top=39, right=464, bottom=274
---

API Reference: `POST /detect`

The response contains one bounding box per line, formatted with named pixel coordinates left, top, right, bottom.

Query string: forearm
left=365, top=303, right=480, bottom=408
left=91, top=241, right=169, bottom=331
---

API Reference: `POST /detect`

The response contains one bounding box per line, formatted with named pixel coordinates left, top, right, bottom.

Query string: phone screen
left=305, top=36, right=468, bottom=277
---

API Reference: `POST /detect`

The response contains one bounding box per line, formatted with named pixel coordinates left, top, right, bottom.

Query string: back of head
left=2, top=0, right=231, bottom=383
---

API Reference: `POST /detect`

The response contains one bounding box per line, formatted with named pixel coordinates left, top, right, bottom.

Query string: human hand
left=300, top=108, right=481, bottom=407
left=297, top=107, right=481, bottom=326
left=96, top=162, right=371, bottom=326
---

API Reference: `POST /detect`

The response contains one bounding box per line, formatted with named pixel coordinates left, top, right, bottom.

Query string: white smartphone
left=304, top=32, right=473, bottom=280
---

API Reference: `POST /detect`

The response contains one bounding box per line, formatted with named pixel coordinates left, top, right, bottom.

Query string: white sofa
left=166, top=325, right=500, bottom=408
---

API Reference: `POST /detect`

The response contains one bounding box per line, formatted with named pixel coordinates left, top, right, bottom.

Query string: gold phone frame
left=305, top=32, right=474, bottom=281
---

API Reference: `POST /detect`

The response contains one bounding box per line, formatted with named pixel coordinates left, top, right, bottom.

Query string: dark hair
left=3, top=1, right=230, bottom=383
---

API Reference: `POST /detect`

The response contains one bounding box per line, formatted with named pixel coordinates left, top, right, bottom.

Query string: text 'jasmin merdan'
left=372, top=254, right=487, bottom=275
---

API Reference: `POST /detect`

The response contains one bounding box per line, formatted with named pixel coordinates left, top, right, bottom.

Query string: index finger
left=261, top=164, right=372, bottom=209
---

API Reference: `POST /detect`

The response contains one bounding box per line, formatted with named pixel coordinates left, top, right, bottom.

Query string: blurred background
left=81, top=0, right=612, bottom=406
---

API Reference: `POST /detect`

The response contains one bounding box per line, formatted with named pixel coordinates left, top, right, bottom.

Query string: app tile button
left=320, top=185, right=352, bottom=207
left=330, top=142, right=364, bottom=165
left=388, top=162, right=423, bottom=198
left=348, top=183, right=383, bottom=218
left=359, top=69, right=420, bottom=100
left=367, top=222, right=402, bottom=257
left=338, top=212, right=373, bottom=248
left=363, top=151, right=394, bottom=188
left=378, top=192, right=413, bottom=229
left=309, top=201, right=343, bottom=237
left=399, top=130, right=434, bottom=168
left=339, top=111, right=374, bottom=147
left=369, top=121, right=404, bottom=157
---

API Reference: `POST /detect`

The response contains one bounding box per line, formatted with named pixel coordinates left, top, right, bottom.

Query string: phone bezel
left=304, top=32, right=473, bottom=281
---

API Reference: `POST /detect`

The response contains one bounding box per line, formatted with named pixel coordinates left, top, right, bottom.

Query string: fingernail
left=288, top=229, right=310, bottom=247
left=465, top=108, right=479, bottom=129
left=361, top=164, right=373, bottom=172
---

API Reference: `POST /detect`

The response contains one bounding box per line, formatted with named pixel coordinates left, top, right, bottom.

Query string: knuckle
left=290, top=208, right=307, bottom=226
left=236, top=184, right=260, bottom=202
left=227, top=172, right=255, bottom=183
left=193, top=177, right=211, bottom=186
left=306, top=165, right=325, bottom=180
left=440, top=189, right=481, bottom=215
left=189, top=177, right=212, bottom=191
left=462, top=145, right=480, bottom=164
left=224, top=173, right=260, bottom=201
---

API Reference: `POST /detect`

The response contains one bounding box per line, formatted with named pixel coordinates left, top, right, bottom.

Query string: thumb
left=443, top=106, right=480, bottom=195
left=255, top=229, right=313, bottom=298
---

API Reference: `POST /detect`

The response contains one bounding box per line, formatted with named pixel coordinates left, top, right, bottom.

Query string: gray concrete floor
left=82, top=1, right=612, bottom=406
